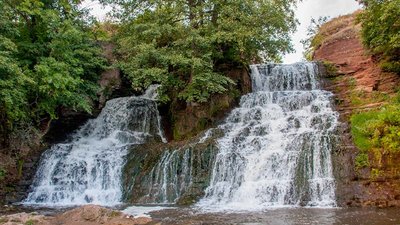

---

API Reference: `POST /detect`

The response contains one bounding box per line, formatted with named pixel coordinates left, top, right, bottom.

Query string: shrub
left=358, top=0, right=400, bottom=74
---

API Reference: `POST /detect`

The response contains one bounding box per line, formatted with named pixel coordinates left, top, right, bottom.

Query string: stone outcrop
left=314, top=12, right=399, bottom=115
left=123, top=130, right=221, bottom=205
left=168, top=66, right=251, bottom=141
left=314, top=12, right=400, bottom=207
left=0, top=205, right=152, bottom=225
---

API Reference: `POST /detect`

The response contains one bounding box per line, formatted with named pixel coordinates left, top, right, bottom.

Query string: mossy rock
left=122, top=130, right=221, bottom=205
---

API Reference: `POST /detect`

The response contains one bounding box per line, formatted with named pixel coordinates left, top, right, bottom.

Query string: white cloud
left=283, top=0, right=361, bottom=64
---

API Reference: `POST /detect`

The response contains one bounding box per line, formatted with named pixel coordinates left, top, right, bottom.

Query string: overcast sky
left=283, top=0, right=361, bottom=63
left=82, top=0, right=361, bottom=64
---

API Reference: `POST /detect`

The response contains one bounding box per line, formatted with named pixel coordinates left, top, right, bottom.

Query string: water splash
left=198, top=63, right=338, bottom=211
left=24, top=85, right=165, bottom=206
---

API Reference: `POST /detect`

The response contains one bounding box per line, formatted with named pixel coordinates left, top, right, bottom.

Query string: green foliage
left=355, top=152, right=369, bottom=169
left=351, top=105, right=400, bottom=153
left=0, top=0, right=106, bottom=134
left=349, top=89, right=389, bottom=107
left=358, top=0, right=400, bottom=73
left=102, top=0, right=297, bottom=102
left=351, top=101, right=400, bottom=168
left=301, top=17, right=329, bottom=61
left=92, top=21, right=119, bottom=41
left=370, top=168, right=382, bottom=179
left=351, top=110, right=375, bottom=151
left=25, top=219, right=38, bottom=225
left=322, top=61, right=338, bottom=77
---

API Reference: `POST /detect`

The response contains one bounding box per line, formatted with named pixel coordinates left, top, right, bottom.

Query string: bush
left=358, top=0, right=400, bottom=74
left=351, top=102, right=400, bottom=168
left=352, top=105, right=400, bottom=153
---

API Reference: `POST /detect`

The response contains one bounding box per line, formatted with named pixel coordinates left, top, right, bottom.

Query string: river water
left=147, top=206, right=400, bottom=225
left=6, top=205, right=400, bottom=225
left=17, top=63, right=400, bottom=224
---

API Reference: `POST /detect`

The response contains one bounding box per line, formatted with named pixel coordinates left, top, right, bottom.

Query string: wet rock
left=122, top=131, right=221, bottom=205
left=0, top=205, right=152, bottom=225
left=170, top=66, right=251, bottom=141
left=316, top=12, right=400, bottom=208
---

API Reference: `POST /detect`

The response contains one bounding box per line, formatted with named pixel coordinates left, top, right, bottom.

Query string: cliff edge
left=313, top=12, right=400, bottom=207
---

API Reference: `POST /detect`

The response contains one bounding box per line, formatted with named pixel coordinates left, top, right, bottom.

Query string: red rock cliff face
left=313, top=12, right=400, bottom=207
left=314, top=12, right=399, bottom=112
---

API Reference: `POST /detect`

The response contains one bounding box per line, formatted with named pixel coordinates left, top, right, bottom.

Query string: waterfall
left=144, top=149, right=194, bottom=203
left=24, top=85, right=165, bottom=206
left=122, top=141, right=217, bottom=204
left=198, top=63, right=338, bottom=210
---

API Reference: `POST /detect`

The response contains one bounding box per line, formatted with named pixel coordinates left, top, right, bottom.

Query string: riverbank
left=0, top=205, right=152, bottom=225
left=3, top=204, right=400, bottom=225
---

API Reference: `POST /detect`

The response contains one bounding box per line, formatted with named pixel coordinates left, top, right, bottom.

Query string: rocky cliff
left=313, top=12, right=400, bottom=207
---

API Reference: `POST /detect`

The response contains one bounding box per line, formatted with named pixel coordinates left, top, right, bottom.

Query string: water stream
left=198, top=63, right=339, bottom=210
left=23, top=62, right=339, bottom=211
left=24, top=86, right=165, bottom=206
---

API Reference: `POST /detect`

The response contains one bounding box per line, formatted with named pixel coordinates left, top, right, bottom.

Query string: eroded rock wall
left=315, top=12, right=400, bottom=207
left=122, top=131, right=220, bottom=205
left=168, top=66, right=251, bottom=141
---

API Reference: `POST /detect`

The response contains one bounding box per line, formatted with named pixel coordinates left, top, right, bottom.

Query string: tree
left=101, top=0, right=297, bottom=102
left=358, top=0, right=400, bottom=73
left=301, top=16, right=329, bottom=61
left=0, top=0, right=106, bottom=140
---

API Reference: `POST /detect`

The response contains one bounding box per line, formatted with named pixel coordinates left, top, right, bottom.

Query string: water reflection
left=150, top=207, right=400, bottom=225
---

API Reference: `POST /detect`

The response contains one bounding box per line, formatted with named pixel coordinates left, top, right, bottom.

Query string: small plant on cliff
left=24, top=219, right=38, bottom=225
left=301, top=17, right=329, bottom=61
left=355, top=152, right=369, bottom=169
left=351, top=98, right=400, bottom=169
left=100, top=0, right=297, bottom=103
left=358, top=0, right=400, bottom=74
left=353, top=105, right=400, bottom=153
left=322, top=61, right=338, bottom=78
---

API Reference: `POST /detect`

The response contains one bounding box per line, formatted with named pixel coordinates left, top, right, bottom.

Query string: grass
left=351, top=98, right=400, bottom=170
left=25, top=219, right=38, bottom=225
left=322, top=61, right=338, bottom=78
left=355, top=152, right=369, bottom=169
left=349, top=89, right=390, bottom=107
left=351, top=111, right=376, bottom=151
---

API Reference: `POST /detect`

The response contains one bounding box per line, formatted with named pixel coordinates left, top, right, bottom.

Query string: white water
left=143, top=149, right=194, bottom=203
left=24, top=85, right=165, bottom=206
left=123, top=206, right=175, bottom=218
left=198, top=63, right=338, bottom=211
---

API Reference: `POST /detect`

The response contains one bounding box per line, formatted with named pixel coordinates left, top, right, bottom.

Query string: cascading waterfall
left=123, top=140, right=217, bottom=204
left=145, top=149, right=193, bottom=203
left=24, top=85, right=165, bottom=206
left=198, top=62, right=339, bottom=210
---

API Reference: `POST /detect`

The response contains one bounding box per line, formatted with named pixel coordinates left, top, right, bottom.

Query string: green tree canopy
left=358, top=0, right=400, bottom=73
left=101, top=0, right=297, bottom=102
left=0, top=0, right=106, bottom=134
